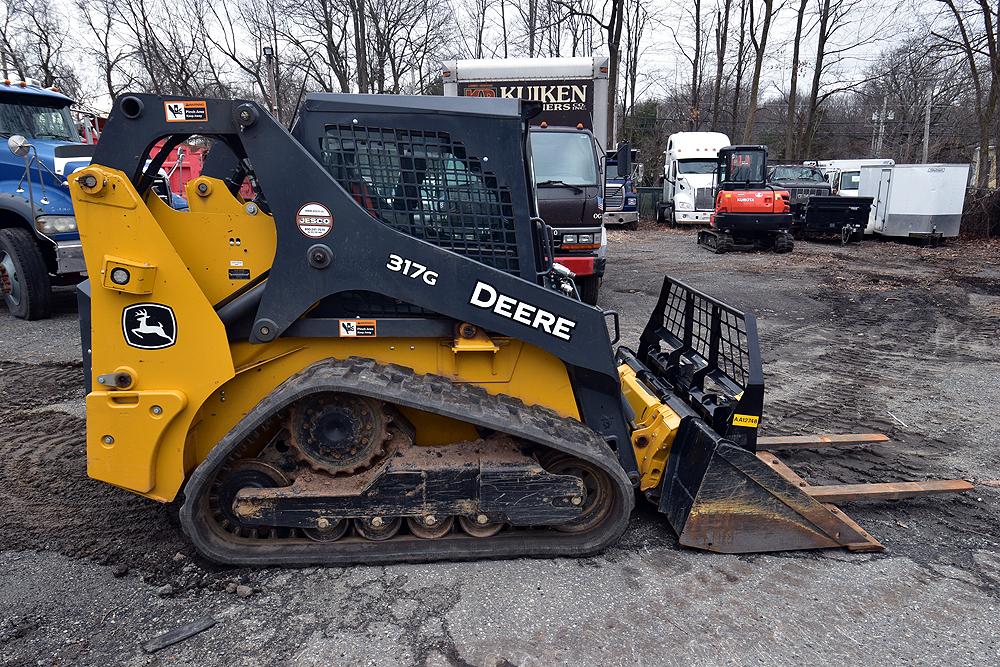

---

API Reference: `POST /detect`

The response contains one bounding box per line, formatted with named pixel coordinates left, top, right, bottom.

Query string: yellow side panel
left=145, top=179, right=277, bottom=306
left=73, top=168, right=237, bottom=501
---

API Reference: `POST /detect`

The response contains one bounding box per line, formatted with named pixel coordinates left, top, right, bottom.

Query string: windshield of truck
left=772, top=165, right=825, bottom=182
left=676, top=159, right=716, bottom=175
left=0, top=99, right=79, bottom=141
left=530, top=131, right=598, bottom=186
left=839, top=171, right=861, bottom=191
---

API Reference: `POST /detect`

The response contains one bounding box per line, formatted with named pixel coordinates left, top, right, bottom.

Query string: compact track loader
left=70, top=93, right=970, bottom=565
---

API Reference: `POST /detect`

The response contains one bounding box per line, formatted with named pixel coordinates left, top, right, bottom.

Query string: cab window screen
left=320, top=125, right=519, bottom=274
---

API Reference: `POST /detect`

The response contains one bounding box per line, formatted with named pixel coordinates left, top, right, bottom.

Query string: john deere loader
left=68, top=93, right=970, bottom=565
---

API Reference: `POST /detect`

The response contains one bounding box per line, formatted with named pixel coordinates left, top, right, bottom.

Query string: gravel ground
left=1, top=228, right=999, bottom=666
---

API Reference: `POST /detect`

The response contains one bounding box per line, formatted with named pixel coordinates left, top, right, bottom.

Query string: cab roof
left=0, top=80, right=74, bottom=104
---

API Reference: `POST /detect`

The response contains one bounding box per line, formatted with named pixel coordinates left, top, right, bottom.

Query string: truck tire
left=0, top=227, right=52, bottom=320
left=577, top=275, right=601, bottom=305
left=655, top=204, right=666, bottom=225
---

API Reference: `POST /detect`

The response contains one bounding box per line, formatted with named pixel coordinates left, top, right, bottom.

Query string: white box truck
left=656, top=132, right=731, bottom=226
left=859, top=163, right=970, bottom=238
left=441, top=57, right=612, bottom=304
left=814, top=159, right=894, bottom=197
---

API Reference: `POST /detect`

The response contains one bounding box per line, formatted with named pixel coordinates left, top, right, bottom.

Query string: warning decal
left=338, top=319, right=376, bottom=337
left=732, top=414, right=760, bottom=428
left=296, top=202, right=334, bottom=238
left=164, top=100, right=208, bottom=122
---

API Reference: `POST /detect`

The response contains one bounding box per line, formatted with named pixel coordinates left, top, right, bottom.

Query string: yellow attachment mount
left=618, top=362, right=682, bottom=492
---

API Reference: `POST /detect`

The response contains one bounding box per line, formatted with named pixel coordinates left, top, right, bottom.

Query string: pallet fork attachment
left=619, top=277, right=972, bottom=554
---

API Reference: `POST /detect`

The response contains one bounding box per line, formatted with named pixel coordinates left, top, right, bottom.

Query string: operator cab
left=717, top=145, right=769, bottom=190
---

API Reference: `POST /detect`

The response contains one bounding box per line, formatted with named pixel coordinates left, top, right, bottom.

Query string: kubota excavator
left=64, top=93, right=970, bottom=565
left=698, top=145, right=795, bottom=254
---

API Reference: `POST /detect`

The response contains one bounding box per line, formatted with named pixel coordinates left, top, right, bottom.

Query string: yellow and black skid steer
left=68, top=93, right=971, bottom=565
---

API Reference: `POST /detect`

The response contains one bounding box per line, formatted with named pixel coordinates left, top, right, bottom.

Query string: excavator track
left=180, top=357, right=634, bottom=566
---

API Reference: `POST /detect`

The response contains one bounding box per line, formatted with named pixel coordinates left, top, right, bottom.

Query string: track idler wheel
left=353, top=516, right=402, bottom=541
left=209, top=460, right=290, bottom=539
left=543, top=455, right=614, bottom=533
left=407, top=515, right=455, bottom=539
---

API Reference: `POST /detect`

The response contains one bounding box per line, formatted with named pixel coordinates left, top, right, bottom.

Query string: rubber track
left=180, top=357, right=635, bottom=566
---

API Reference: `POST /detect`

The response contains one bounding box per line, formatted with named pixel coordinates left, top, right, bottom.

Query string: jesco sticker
left=732, top=413, right=760, bottom=428
left=296, top=202, right=333, bottom=238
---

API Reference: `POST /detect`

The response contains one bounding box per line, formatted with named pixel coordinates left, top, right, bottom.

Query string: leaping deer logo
left=131, top=308, right=173, bottom=343
left=123, top=304, right=176, bottom=349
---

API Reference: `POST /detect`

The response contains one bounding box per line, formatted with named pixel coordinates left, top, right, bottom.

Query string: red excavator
left=698, top=145, right=794, bottom=253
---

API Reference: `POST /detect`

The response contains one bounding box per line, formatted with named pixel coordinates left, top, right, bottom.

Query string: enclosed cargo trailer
left=859, top=164, right=970, bottom=238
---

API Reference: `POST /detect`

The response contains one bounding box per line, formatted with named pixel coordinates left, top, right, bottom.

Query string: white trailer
left=859, top=163, right=970, bottom=238
left=441, top=57, right=611, bottom=150
left=813, top=159, right=894, bottom=197
left=657, top=131, right=731, bottom=226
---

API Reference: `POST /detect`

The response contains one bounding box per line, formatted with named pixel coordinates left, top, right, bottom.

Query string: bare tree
left=783, top=0, right=809, bottom=158
left=933, top=0, right=999, bottom=187
left=710, top=0, right=733, bottom=128
left=742, top=0, right=779, bottom=142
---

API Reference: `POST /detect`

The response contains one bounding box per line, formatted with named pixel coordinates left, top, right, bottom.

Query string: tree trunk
left=801, top=0, right=830, bottom=157
left=742, top=0, right=775, bottom=143
left=711, top=0, right=732, bottom=129
left=350, top=0, right=369, bottom=93
left=730, top=0, right=749, bottom=137
left=784, top=0, right=807, bottom=160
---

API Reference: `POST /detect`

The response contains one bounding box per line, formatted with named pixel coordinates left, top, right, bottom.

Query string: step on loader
left=69, top=93, right=971, bottom=565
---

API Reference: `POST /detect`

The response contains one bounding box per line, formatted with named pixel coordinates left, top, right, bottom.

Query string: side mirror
left=8, top=135, right=31, bottom=158
left=615, top=143, right=631, bottom=178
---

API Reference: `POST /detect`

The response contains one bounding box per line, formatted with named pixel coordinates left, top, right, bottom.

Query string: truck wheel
left=577, top=275, right=601, bottom=305
left=667, top=206, right=678, bottom=229
left=625, top=219, right=639, bottom=231
left=0, top=227, right=52, bottom=320
left=655, top=205, right=666, bottom=225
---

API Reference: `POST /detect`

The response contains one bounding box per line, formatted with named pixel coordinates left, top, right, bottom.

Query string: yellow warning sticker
left=732, top=413, right=760, bottom=428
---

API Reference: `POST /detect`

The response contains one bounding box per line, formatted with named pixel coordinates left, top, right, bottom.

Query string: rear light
left=562, top=243, right=601, bottom=251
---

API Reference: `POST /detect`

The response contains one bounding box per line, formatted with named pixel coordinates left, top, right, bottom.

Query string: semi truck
left=657, top=131, right=730, bottom=226
left=1, top=80, right=91, bottom=319
left=604, top=147, right=640, bottom=230
left=441, top=56, right=612, bottom=304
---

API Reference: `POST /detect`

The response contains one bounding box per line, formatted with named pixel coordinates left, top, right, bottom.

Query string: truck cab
left=0, top=81, right=89, bottom=319
left=658, top=131, right=730, bottom=227
left=603, top=148, right=640, bottom=230
left=766, top=164, right=832, bottom=221
left=813, top=159, right=895, bottom=197
left=529, top=125, right=606, bottom=304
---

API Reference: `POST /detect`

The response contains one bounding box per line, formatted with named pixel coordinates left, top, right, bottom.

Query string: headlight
left=562, top=234, right=578, bottom=244
left=577, top=234, right=594, bottom=244
left=676, top=200, right=694, bottom=211
left=35, top=215, right=77, bottom=234
left=625, top=197, right=637, bottom=206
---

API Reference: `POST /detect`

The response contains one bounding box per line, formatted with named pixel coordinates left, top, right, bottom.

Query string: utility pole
left=263, top=46, right=278, bottom=118
left=921, top=85, right=933, bottom=163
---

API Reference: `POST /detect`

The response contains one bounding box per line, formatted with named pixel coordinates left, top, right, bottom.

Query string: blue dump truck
left=1, top=81, right=90, bottom=319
